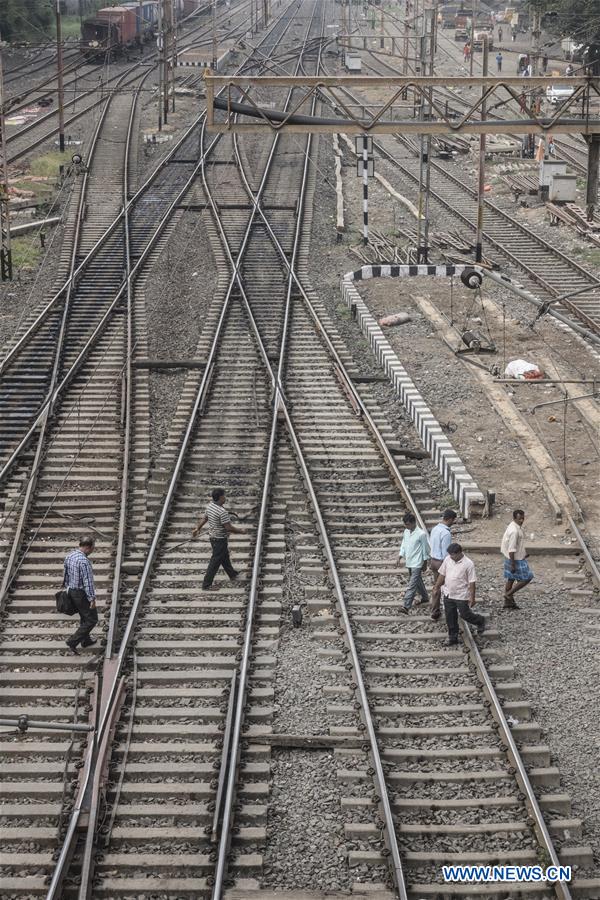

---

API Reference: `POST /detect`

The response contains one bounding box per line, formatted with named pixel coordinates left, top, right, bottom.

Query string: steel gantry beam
left=205, top=74, right=600, bottom=135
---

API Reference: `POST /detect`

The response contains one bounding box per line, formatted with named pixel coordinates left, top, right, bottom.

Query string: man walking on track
left=429, top=509, right=457, bottom=620
left=433, top=543, right=485, bottom=646
left=64, top=536, right=98, bottom=654
left=501, top=509, right=533, bottom=609
left=398, top=512, right=430, bottom=613
left=194, top=488, right=243, bottom=591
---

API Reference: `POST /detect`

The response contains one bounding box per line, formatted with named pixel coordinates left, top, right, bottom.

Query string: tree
left=0, top=0, right=54, bottom=42
left=555, top=0, right=600, bottom=43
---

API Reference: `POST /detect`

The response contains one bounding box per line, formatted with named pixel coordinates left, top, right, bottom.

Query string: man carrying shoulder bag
left=62, top=536, right=98, bottom=654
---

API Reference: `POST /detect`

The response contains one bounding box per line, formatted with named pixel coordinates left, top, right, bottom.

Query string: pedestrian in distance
left=433, top=543, right=485, bottom=646
left=501, top=509, right=533, bottom=609
left=64, top=536, right=98, bottom=654
left=429, top=509, right=457, bottom=620
left=496, top=51, right=503, bottom=72
left=194, top=488, right=243, bottom=591
left=542, top=53, right=548, bottom=73
left=565, top=63, right=574, bottom=76
left=498, top=26, right=503, bottom=43
left=397, top=512, right=430, bottom=613
left=463, top=42, right=470, bottom=63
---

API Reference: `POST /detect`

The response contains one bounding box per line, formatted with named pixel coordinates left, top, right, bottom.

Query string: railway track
left=48, top=5, right=594, bottom=900
left=0, top=0, right=255, bottom=485
left=335, top=46, right=600, bottom=337
left=2, top=3, right=599, bottom=899
left=0, top=2, right=311, bottom=896
left=3, top=0, right=251, bottom=164
left=375, top=138, right=600, bottom=333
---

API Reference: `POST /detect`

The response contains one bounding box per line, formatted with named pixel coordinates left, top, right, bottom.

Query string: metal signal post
left=475, top=33, right=488, bottom=262
left=55, top=0, right=66, bottom=152
left=0, top=34, right=12, bottom=280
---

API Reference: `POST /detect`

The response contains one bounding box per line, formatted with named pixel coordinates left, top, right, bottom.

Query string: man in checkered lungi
left=501, top=509, right=534, bottom=609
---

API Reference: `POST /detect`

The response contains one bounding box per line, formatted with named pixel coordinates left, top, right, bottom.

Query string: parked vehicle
left=472, top=28, right=494, bottom=51
left=561, top=37, right=584, bottom=62
left=345, top=52, right=362, bottom=72
left=546, top=84, right=575, bottom=104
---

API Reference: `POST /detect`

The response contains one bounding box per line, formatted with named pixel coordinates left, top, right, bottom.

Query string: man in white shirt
left=433, top=543, right=485, bottom=646
left=501, top=509, right=533, bottom=609
left=429, top=509, right=457, bottom=621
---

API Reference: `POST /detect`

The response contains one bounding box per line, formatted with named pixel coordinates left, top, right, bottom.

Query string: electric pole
left=55, top=0, right=65, bottom=152
left=212, top=0, right=217, bottom=70
left=416, top=6, right=435, bottom=262
left=380, top=1, right=385, bottom=49
left=163, top=0, right=169, bottom=124
left=0, top=33, right=13, bottom=281
left=530, top=3, right=541, bottom=76
left=475, top=33, right=488, bottom=262
left=157, top=0, right=164, bottom=130
left=469, top=0, right=475, bottom=77
left=170, top=0, right=176, bottom=111
left=402, top=0, right=411, bottom=89
left=138, top=0, right=143, bottom=50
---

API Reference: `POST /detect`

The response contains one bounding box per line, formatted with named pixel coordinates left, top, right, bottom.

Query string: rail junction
left=1, top=1, right=600, bottom=899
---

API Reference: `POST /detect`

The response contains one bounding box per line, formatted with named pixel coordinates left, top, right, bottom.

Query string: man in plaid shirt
left=63, top=536, right=98, bottom=653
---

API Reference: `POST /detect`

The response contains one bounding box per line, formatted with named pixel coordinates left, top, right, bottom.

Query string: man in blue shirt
left=63, top=536, right=98, bottom=654
left=429, top=509, right=457, bottom=620
left=397, top=512, right=430, bottom=612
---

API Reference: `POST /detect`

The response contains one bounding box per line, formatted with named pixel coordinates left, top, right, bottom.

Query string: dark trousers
left=444, top=596, right=484, bottom=643
left=67, top=589, right=98, bottom=648
left=203, top=538, right=237, bottom=588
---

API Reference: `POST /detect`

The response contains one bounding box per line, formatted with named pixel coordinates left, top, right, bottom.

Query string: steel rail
left=347, top=53, right=600, bottom=332
left=103, top=67, right=141, bottom=661
left=209, top=11, right=334, bottom=892
left=225, top=49, right=579, bottom=900
left=3, top=0, right=244, bottom=117
left=43, top=6, right=303, bottom=896
left=220, top=45, right=412, bottom=900
left=0, top=14, right=261, bottom=490
left=0, top=0, right=263, bottom=385
left=567, top=513, right=600, bottom=590
left=42, top=129, right=226, bottom=900
left=0, top=71, right=129, bottom=612
left=4, top=51, right=95, bottom=115
left=461, top=623, right=573, bottom=900
left=312, top=70, right=600, bottom=338
left=74, top=70, right=141, bottom=900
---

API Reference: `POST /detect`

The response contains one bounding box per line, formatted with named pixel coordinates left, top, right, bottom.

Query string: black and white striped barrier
left=351, top=263, right=483, bottom=287
left=362, top=136, right=369, bottom=245
left=342, top=264, right=486, bottom=518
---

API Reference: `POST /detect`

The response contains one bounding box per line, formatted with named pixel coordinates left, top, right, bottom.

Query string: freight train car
left=81, top=2, right=158, bottom=58
left=122, top=0, right=159, bottom=39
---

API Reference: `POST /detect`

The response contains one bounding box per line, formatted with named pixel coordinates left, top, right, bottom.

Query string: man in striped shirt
left=194, top=488, right=243, bottom=591
left=64, top=536, right=98, bottom=654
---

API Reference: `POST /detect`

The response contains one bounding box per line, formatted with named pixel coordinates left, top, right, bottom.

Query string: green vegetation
left=573, top=247, right=600, bottom=266
left=59, top=14, right=86, bottom=39
left=0, top=0, right=52, bottom=42
left=527, top=0, right=600, bottom=43
left=10, top=237, right=41, bottom=272
left=1, top=0, right=106, bottom=43
left=336, top=303, right=352, bottom=319
left=29, top=150, right=72, bottom=178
